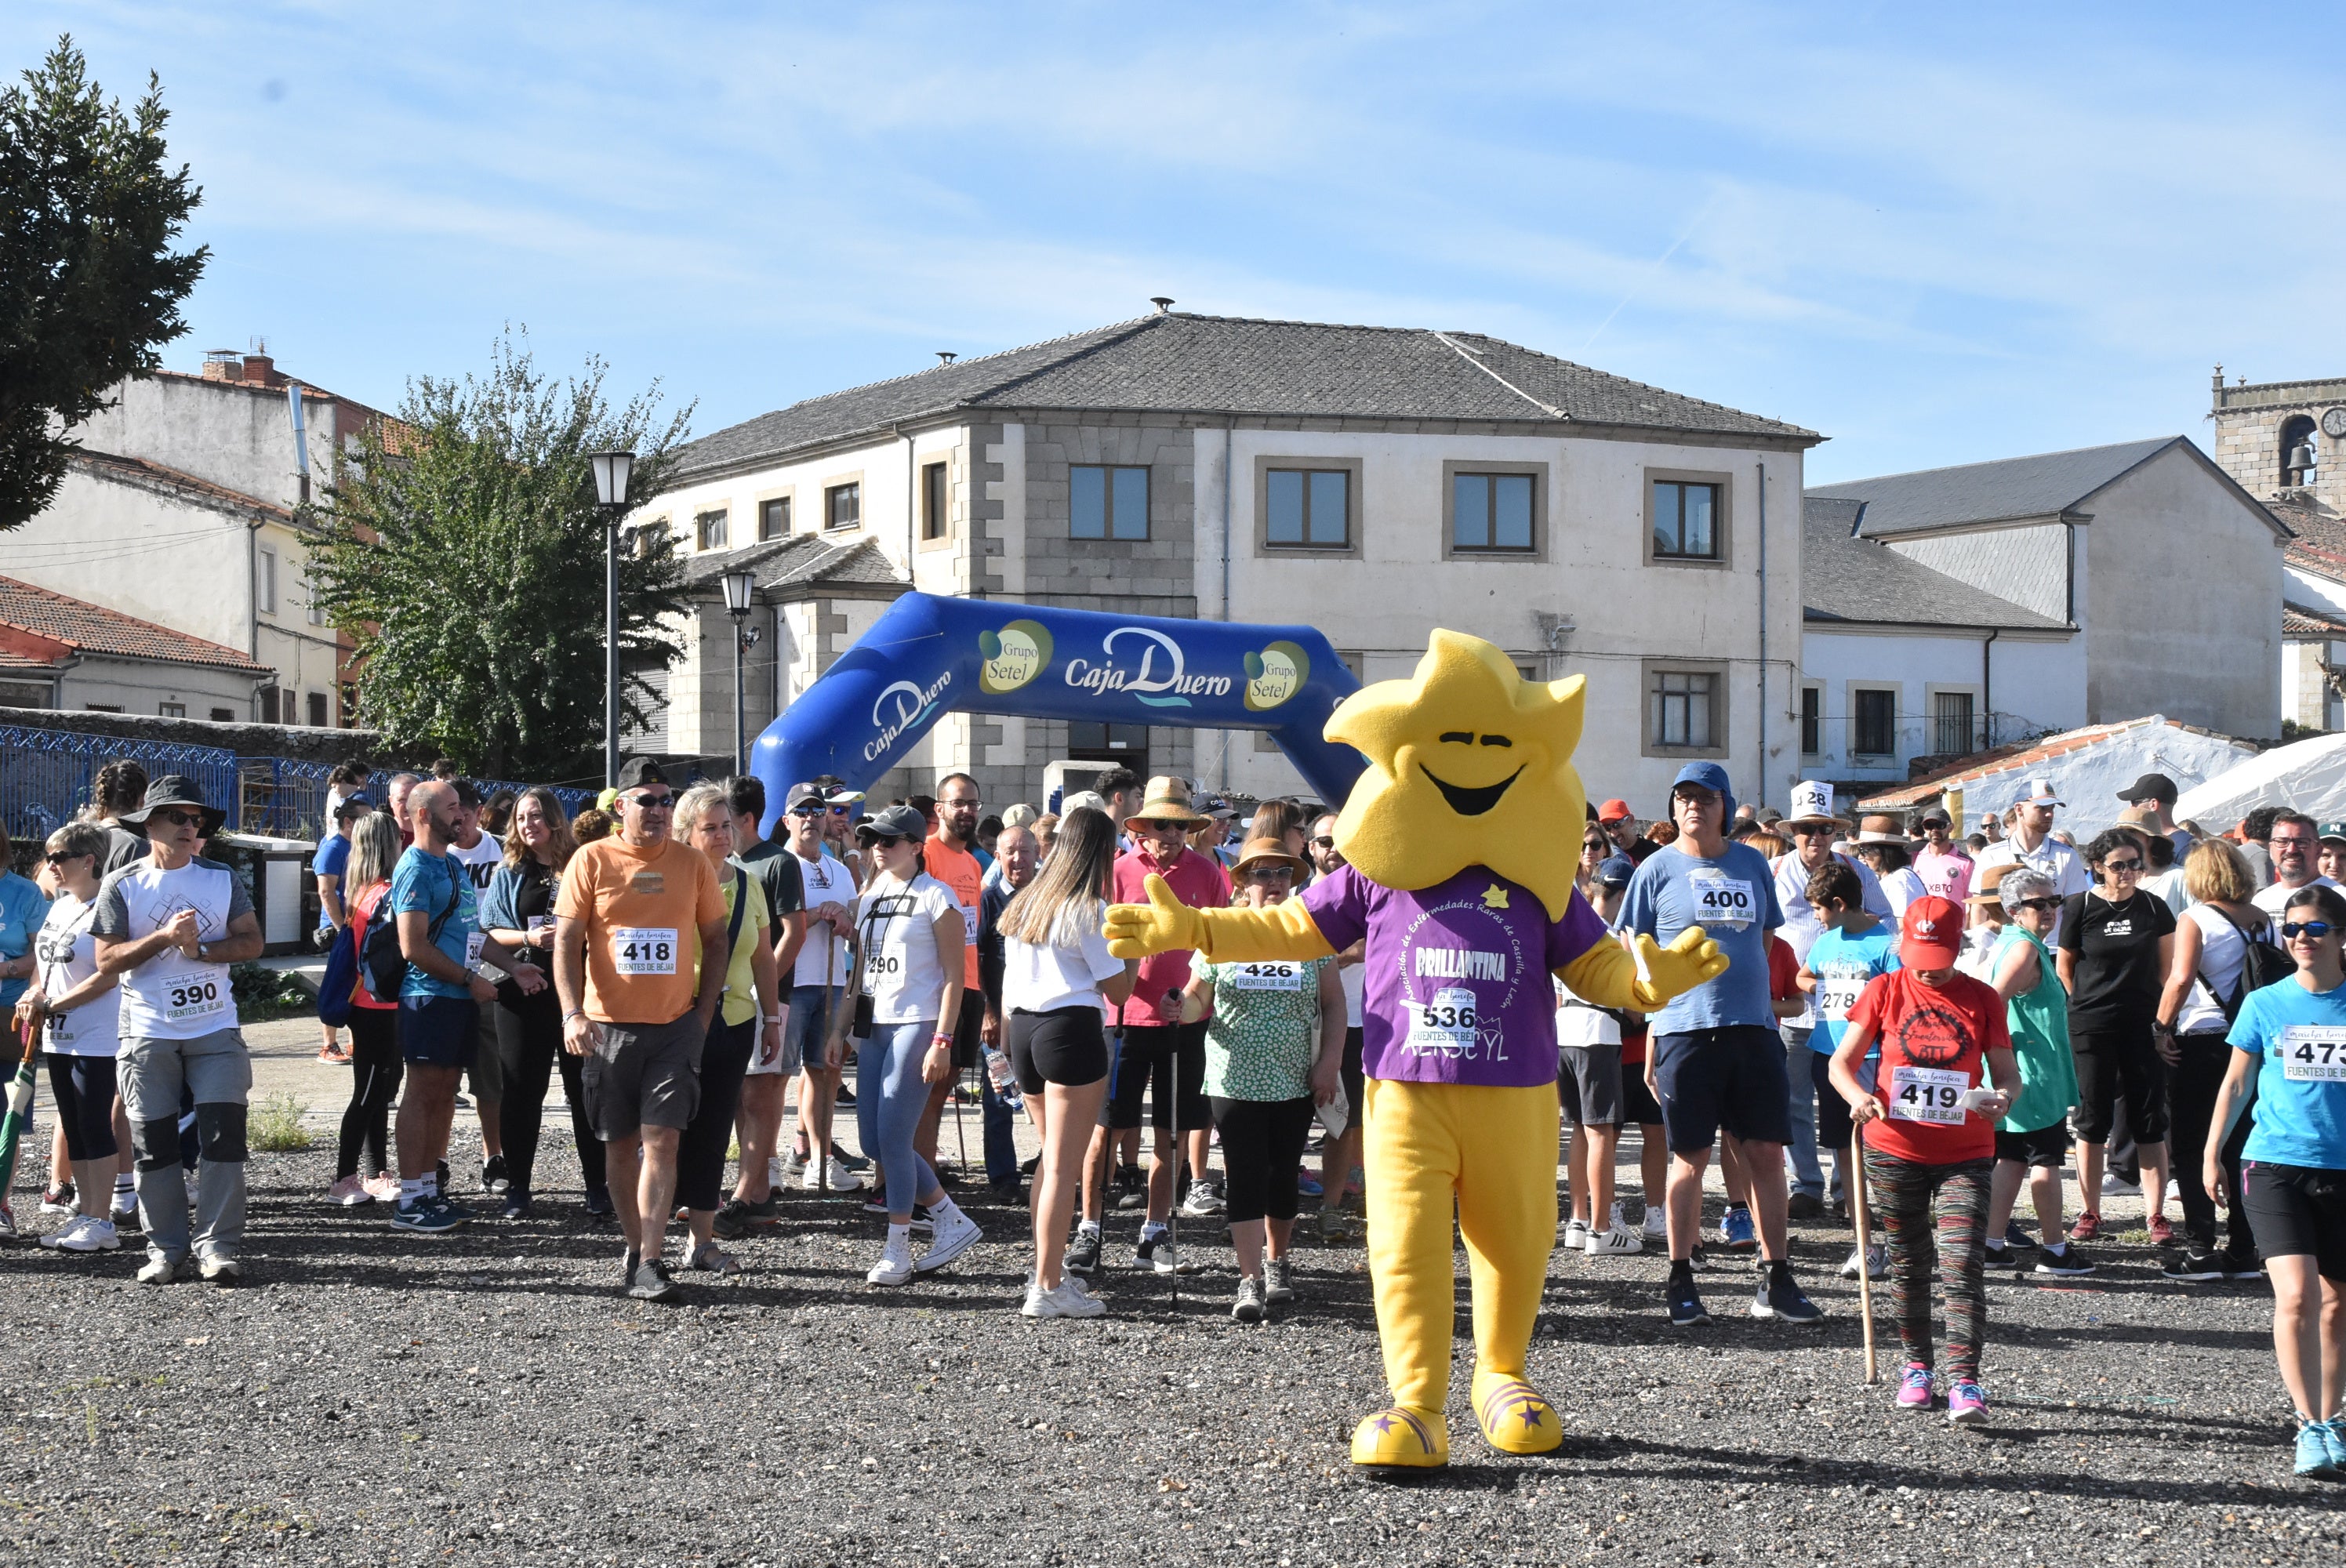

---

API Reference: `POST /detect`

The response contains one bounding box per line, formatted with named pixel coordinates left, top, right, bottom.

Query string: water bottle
left=983, top=1045, right=1023, bottom=1111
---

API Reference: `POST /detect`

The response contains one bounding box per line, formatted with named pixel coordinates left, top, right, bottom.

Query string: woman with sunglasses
left=2158, top=838, right=2276, bottom=1281
left=1980, top=869, right=2090, bottom=1275
left=2056, top=828, right=2178, bottom=1244
left=1179, top=837, right=1345, bottom=1322
left=15, top=824, right=118, bottom=1251
left=852, top=803, right=982, bottom=1284
left=2206, top=884, right=2346, bottom=1478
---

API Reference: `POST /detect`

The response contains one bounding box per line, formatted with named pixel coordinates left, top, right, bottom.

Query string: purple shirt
left=1302, top=864, right=1609, bottom=1088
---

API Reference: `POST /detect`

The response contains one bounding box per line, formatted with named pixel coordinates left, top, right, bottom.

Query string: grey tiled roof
left=1802, top=499, right=2071, bottom=632
left=674, top=312, right=1819, bottom=480
left=1808, top=437, right=2188, bottom=536
left=680, top=532, right=905, bottom=596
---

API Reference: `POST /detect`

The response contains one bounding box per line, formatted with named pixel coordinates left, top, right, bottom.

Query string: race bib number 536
left=2283, top=1025, right=2346, bottom=1083
left=612, top=927, right=677, bottom=976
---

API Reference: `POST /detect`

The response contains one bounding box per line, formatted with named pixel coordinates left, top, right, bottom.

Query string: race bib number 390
left=164, top=976, right=227, bottom=1025
left=1233, top=961, right=1302, bottom=992
left=612, top=927, right=677, bottom=976
left=2283, top=1025, right=2346, bottom=1083
left=1689, top=873, right=1757, bottom=928
left=1889, top=1065, right=1969, bottom=1124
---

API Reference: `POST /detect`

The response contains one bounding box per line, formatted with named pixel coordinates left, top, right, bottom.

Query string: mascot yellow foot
left=1473, top=1371, right=1563, bottom=1455
left=1350, top=1406, right=1448, bottom=1468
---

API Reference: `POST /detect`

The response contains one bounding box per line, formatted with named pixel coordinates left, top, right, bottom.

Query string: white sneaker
left=1642, top=1207, right=1668, bottom=1239
left=807, top=1158, right=865, bottom=1192
left=1839, top=1244, right=1887, bottom=1280
left=42, top=1215, right=121, bottom=1252
left=1585, top=1224, right=1644, bottom=1256
left=914, top=1207, right=982, bottom=1273
left=1023, top=1276, right=1108, bottom=1319
left=1609, top=1201, right=1627, bottom=1232
left=771, top=1156, right=792, bottom=1188
left=1178, top=1179, right=1224, bottom=1218
left=1563, top=1218, right=1590, bottom=1250
left=2100, top=1173, right=2142, bottom=1197
left=866, top=1240, right=913, bottom=1286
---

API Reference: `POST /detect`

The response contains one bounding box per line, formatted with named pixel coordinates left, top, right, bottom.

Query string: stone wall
left=2212, top=374, right=2346, bottom=514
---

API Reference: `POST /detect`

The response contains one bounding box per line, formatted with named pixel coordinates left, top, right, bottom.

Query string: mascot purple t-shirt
left=1302, top=863, right=1609, bottom=1087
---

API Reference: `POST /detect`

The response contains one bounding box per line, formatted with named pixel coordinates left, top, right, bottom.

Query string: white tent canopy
left=2173, top=732, right=2346, bottom=830
left=1858, top=716, right=2259, bottom=837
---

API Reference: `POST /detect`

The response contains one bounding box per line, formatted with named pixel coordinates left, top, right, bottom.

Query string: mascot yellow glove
left=1105, top=873, right=1336, bottom=964
left=1556, top=926, right=1727, bottom=1013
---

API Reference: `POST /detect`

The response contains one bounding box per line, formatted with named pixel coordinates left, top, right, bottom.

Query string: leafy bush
left=249, top=1093, right=310, bottom=1153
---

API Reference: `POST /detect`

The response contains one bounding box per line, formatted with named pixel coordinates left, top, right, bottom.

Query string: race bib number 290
left=2283, top=1026, right=2346, bottom=1083
left=612, top=927, right=677, bottom=976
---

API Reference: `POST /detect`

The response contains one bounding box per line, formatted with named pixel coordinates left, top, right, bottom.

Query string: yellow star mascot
left=1107, top=632, right=1723, bottom=1468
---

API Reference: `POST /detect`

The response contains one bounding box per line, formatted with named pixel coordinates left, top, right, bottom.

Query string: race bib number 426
left=2283, top=1025, right=2346, bottom=1083
left=1233, top=961, right=1302, bottom=992
left=612, top=927, right=677, bottom=976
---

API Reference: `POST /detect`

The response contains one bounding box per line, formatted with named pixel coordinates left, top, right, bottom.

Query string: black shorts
left=399, top=996, right=481, bottom=1069
left=45, top=1053, right=119, bottom=1162
left=1341, top=1026, right=1365, bottom=1135
left=1558, top=1044, right=1625, bottom=1127
left=2071, top=1025, right=2168, bottom=1145
left=2244, top=1161, right=2346, bottom=1279
left=1654, top=1025, right=1792, bottom=1152
left=1996, top=1121, right=2070, bottom=1169
left=1008, top=1006, right=1109, bottom=1093
left=1812, top=1048, right=1857, bottom=1152
left=1618, top=1062, right=1664, bottom=1127
left=1101, top=1021, right=1209, bottom=1132
left=950, top=989, right=983, bottom=1073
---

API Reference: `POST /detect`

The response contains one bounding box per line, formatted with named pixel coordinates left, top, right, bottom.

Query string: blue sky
left=12, top=2, right=2343, bottom=481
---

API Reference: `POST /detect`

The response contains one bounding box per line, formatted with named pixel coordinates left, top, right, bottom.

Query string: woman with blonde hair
left=329, top=811, right=408, bottom=1206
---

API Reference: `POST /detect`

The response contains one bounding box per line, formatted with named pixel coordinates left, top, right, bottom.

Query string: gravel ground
left=5, top=1080, right=2341, bottom=1566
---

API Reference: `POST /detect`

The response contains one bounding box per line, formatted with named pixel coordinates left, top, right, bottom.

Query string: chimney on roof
left=242, top=353, right=276, bottom=385
left=202, top=350, right=242, bottom=382
left=936, top=351, right=957, bottom=365
left=1150, top=296, right=1175, bottom=314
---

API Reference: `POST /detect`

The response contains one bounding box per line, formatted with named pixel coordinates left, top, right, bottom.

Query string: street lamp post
left=589, top=450, right=635, bottom=789
left=721, top=567, right=759, bottom=777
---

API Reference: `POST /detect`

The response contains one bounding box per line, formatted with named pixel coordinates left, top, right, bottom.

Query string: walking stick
left=1850, top=1120, right=1877, bottom=1385
left=817, top=935, right=833, bottom=1198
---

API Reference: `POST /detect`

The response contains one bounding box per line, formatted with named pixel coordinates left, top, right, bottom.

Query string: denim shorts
left=790, top=984, right=843, bottom=1073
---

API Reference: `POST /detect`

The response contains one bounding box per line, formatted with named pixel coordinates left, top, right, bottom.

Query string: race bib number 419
left=2283, top=1025, right=2346, bottom=1083
left=612, top=927, right=677, bottom=976
left=1889, top=1065, right=1969, bottom=1125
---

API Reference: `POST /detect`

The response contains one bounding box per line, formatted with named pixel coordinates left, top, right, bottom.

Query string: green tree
left=0, top=36, right=207, bottom=529
left=310, top=330, right=695, bottom=779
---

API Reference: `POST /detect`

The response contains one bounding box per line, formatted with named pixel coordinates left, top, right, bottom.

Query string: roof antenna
left=936, top=351, right=957, bottom=365
left=1150, top=296, right=1175, bottom=314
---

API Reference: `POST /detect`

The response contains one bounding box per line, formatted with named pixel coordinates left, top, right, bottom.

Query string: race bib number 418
left=612, top=927, right=677, bottom=976
left=2283, top=1025, right=2346, bottom=1083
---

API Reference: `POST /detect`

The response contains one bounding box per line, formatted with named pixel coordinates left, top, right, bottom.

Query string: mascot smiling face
left=1325, top=630, right=1588, bottom=920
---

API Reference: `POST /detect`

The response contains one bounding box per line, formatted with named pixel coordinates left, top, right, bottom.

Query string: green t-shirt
left=1990, top=925, right=2078, bottom=1135
left=1198, top=956, right=1330, bottom=1102
left=698, top=870, right=771, bottom=1028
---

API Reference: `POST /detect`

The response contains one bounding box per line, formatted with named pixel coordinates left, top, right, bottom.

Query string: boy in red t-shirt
left=1828, top=896, right=2018, bottom=1427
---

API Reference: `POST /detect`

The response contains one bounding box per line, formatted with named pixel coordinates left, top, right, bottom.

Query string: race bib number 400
left=163, top=975, right=227, bottom=1025
left=1689, top=873, right=1758, bottom=928
left=1407, top=986, right=1480, bottom=1056
left=1232, top=961, right=1303, bottom=992
left=2283, top=1025, right=2346, bottom=1083
left=612, top=927, right=677, bottom=976
left=1889, top=1065, right=1969, bottom=1125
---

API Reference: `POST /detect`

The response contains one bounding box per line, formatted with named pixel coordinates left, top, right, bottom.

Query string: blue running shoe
left=1720, top=1207, right=1757, bottom=1250
left=1296, top=1172, right=1324, bottom=1200
left=2297, top=1421, right=2342, bottom=1479
left=1752, top=1262, right=1824, bottom=1323
left=1666, top=1269, right=1709, bottom=1327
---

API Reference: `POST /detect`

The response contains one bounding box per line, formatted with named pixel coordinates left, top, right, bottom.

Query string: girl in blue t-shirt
left=1796, top=860, right=1900, bottom=1279
left=2212, top=883, right=2346, bottom=1479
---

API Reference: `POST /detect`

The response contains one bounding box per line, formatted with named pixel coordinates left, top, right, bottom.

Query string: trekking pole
left=1850, top=1120, right=1877, bottom=1385
left=818, top=936, right=833, bottom=1198
left=1168, top=998, right=1182, bottom=1313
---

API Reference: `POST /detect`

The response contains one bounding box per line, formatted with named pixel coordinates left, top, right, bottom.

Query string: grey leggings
left=856, top=1019, right=941, bottom=1217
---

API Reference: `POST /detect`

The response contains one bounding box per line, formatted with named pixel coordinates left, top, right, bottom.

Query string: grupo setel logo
left=864, top=672, right=952, bottom=761
left=1063, top=626, right=1233, bottom=709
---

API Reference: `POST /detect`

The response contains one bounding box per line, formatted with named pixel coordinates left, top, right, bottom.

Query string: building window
left=1452, top=472, right=1535, bottom=552
left=1651, top=481, right=1720, bottom=560
left=1068, top=720, right=1146, bottom=754
left=158, top=702, right=185, bottom=718
left=1070, top=465, right=1148, bottom=541
left=2282, top=414, right=2320, bottom=488
left=281, top=689, right=300, bottom=726
left=0, top=681, right=49, bottom=709
left=759, top=496, right=791, bottom=540
left=826, top=482, right=860, bottom=531
left=696, top=509, right=729, bottom=550
left=257, top=546, right=278, bottom=613
left=210, top=707, right=234, bottom=722
left=1853, top=688, right=1897, bottom=756
left=1266, top=468, right=1350, bottom=548
left=921, top=462, right=950, bottom=541
left=1800, top=685, right=1822, bottom=756
left=84, top=703, right=123, bottom=713
left=1651, top=669, right=1717, bottom=750
left=308, top=691, right=329, bottom=728
left=1930, top=690, right=1975, bottom=756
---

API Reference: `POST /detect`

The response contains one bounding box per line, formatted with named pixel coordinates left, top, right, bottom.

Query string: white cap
left=1782, top=779, right=1843, bottom=826
left=2016, top=775, right=2064, bottom=808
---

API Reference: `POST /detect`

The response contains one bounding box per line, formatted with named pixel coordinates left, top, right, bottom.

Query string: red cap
left=1899, top=895, right=1965, bottom=967
left=1597, top=798, right=1634, bottom=822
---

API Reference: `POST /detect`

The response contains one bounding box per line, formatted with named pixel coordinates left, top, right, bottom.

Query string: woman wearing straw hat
left=1179, top=837, right=1345, bottom=1321
left=1853, top=816, right=1929, bottom=918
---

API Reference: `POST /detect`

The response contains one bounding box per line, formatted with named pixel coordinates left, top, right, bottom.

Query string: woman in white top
left=997, top=806, right=1138, bottom=1317
left=2158, top=839, right=2274, bottom=1276
left=852, top=804, right=983, bottom=1286
left=14, top=823, right=124, bottom=1253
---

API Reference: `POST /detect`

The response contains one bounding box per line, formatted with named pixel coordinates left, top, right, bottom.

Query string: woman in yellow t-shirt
left=673, top=783, right=784, bottom=1274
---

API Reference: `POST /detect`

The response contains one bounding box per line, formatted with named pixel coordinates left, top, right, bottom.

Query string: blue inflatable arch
left=750, top=593, right=1367, bottom=808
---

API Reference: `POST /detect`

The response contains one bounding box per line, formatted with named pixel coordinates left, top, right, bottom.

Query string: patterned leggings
left=1863, top=1150, right=1993, bottom=1382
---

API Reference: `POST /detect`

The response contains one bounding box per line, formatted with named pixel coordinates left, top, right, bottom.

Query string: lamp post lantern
left=589, top=450, right=635, bottom=789
left=721, top=566, right=759, bottom=776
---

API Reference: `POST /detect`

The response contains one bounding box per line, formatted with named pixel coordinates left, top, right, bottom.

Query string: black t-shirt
left=733, top=840, right=806, bottom=932
left=2057, top=889, right=2176, bottom=1030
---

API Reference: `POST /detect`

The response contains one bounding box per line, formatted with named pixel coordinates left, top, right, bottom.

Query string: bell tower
left=2210, top=366, right=2346, bottom=515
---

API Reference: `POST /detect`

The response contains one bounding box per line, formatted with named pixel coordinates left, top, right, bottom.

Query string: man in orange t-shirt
left=917, top=771, right=989, bottom=1173
left=554, top=757, right=728, bottom=1302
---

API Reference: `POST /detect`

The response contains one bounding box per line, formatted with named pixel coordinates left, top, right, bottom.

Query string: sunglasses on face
left=2283, top=921, right=2335, bottom=940
left=827, top=804, right=855, bottom=816
left=788, top=806, right=823, bottom=818
left=861, top=834, right=906, bottom=851
left=2014, top=897, right=2062, bottom=913
left=151, top=808, right=204, bottom=828
left=2101, top=858, right=2142, bottom=873
left=42, top=850, right=89, bottom=866
left=624, top=793, right=674, bottom=811
left=1789, top=826, right=1830, bottom=838
left=1247, top=868, right=1295, bottom=884
left=1311, top=836, right=1337, bottom=849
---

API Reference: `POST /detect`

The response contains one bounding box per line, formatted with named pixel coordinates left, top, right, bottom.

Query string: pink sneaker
left=1947, top=1381, right=1989, bottom=1425
left=1898, top=1363, right=1935, bottom=1409
left=363, top=1174, right=402, bottom=1203
left=327, top=1174, right=374, bottom=1207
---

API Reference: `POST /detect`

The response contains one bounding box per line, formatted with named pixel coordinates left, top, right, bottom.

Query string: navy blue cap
left=1669, top=760, right=1738, bottom=825
left=1594, top=854, right=1637, bottom=889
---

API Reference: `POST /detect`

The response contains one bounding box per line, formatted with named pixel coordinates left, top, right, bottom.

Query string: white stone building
left=633, top=307, right=1821, bottom=811
left=1803, top=436, right=2284, bottom=785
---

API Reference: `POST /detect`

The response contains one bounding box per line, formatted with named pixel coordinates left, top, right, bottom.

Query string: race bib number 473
left=2283, top=1025, right=2346, bottom=1083
left=612, top=927, right=677, bottom=976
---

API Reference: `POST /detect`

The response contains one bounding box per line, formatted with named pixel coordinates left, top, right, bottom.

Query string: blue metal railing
left=0, top=724, right=592, bottom=847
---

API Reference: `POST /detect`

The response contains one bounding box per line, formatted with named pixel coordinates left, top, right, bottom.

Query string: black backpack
left=2204, top=906, right=2293, bottom=1022
left=362, top=863, right=458, bottom=1003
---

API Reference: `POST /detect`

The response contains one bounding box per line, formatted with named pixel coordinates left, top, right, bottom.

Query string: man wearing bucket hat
left=1974, top=777, right=2089, bottom=942
left=1075, top=776, right=1231, bottom=1274
left=90, top=776, right=264, bottom=1285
